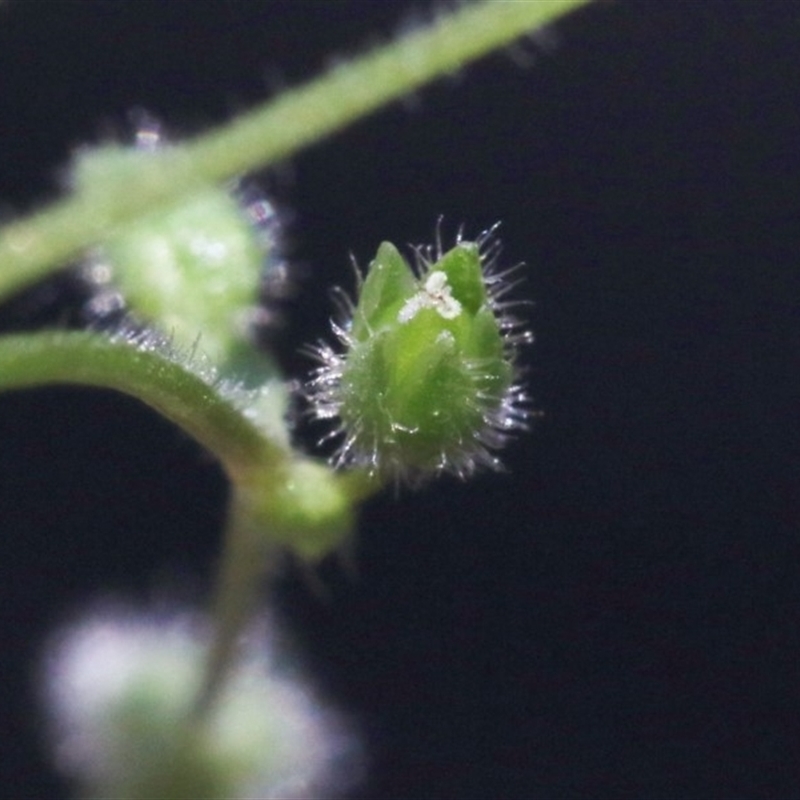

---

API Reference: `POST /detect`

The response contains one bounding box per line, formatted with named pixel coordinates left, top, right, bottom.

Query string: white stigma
left=398, top=271, right=462, bottom=323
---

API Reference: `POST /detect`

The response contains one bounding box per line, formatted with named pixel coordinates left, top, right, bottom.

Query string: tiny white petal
left=398, top=270, right=462, bottom=323
left=42, top=607, right=362, bottom=799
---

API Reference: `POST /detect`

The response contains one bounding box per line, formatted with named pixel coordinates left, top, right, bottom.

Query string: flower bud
left=72, top=144, right=282, bottom=376
left=307, top=229, right=531, bottom=482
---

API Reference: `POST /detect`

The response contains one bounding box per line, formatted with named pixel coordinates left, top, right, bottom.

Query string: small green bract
left=307, top=228, right=531, bottom=482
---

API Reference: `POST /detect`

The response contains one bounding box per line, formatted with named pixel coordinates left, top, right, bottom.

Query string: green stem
left=0, top=331, right=277, bottom=481
left=185, top=0, right=591, bottom=184
left=192, top=489, right=275, bottom=718
left=0, top=329, right=380, bottom=530
left=0, top=330, right=380, bottom=715
left=0, top=0, right=590, bottom=302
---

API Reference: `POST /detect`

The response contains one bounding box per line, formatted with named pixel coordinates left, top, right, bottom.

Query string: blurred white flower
left=41, top=606, right=362, bottom=799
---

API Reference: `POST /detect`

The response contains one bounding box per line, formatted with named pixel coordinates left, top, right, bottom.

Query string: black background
left=2, top=1, right=800, bottom=798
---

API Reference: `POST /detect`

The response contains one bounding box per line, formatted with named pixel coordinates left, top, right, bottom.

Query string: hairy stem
left=0, top=331, right=277, bottom=481
left=0, top=0, right=590, bottom=302
left=0, top=329, right=378, bottom=533
left=0, top=330, right=375, bottom=717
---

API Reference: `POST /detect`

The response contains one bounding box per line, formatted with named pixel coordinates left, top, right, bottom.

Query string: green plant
left=0, top=1, right=590, bottom=796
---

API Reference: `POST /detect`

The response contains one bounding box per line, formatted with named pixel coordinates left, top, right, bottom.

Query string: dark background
left=2, top=1, right=800, bottom=798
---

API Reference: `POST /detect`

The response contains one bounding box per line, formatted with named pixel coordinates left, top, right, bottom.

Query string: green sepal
left=351, top=241, right=416, bottom=341
left=336, top=240, right=512, bottom=476
left=104, top=190, right=261, bottom=366
left=434, top=241, right=486, bottom=314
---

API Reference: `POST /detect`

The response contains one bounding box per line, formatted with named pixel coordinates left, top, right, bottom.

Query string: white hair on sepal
left=129, top=107, right=167, bottom=152
left=236, top=180, right=296, bottom=304
left=77, top=249, right=129, bottom=331
left=304, top=222, right=537, bottom=485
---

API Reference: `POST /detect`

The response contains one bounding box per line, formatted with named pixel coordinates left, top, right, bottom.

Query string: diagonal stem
left=0, top=0, right=591, bottom=302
